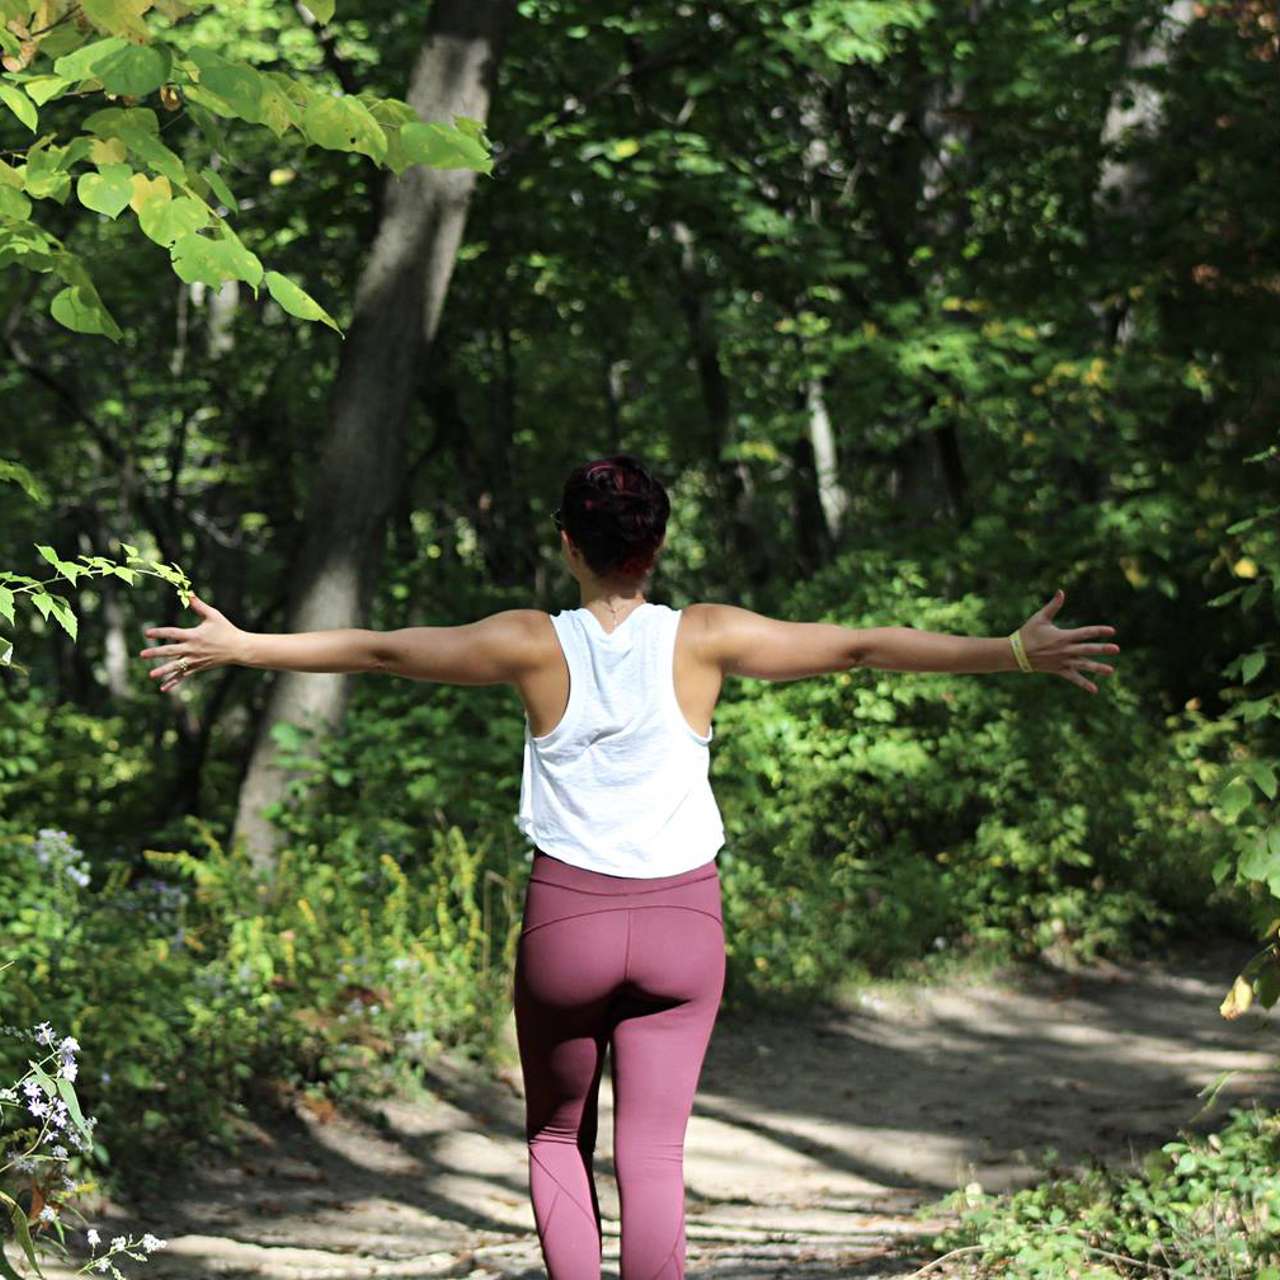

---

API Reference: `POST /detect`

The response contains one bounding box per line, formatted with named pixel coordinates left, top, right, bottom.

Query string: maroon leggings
left=513, top=850, right=725, bottom=1280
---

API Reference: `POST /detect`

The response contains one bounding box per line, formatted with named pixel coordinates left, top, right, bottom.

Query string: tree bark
left=232, top=0, right=514, bottom=877
left=669, top=219, right=770, bottom=595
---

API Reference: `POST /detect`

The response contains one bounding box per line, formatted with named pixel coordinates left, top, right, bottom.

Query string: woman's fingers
left=1060, top=666, right=1098, bottom=694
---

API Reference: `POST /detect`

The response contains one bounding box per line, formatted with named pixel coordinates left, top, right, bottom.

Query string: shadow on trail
left=107, top=933, right=1280, bottom=1280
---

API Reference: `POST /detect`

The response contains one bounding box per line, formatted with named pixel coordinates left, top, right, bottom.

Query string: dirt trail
left=29, top=936, right=1280, bottom=1280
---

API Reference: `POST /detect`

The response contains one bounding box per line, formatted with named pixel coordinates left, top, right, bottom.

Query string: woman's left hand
left=1018, top=589, right=1120, bottom=694
left=139, top=593, right=246, bottom=693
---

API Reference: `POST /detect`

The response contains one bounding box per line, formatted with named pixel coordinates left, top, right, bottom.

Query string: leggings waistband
left=529, top=848, right=719, bottom=895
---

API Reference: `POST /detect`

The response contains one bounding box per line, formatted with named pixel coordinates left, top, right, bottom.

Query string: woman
left=139, top=453, right=1119, bottom=1279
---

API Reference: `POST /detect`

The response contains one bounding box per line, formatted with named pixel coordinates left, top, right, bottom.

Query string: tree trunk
left=669, top=219, right=770, bottom=595
left=805, top=376, right=848, bottom=545
left=232, top=0, right=514, bottom=877
left=1094, top=1, right=1196, bottom=345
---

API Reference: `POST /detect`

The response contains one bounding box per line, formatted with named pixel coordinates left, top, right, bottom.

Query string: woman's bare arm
left=695, top=589, right=1118, bottom=694
left=140, top=593, right=544, bottom=692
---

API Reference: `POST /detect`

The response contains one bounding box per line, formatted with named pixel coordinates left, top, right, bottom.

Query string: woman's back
left=516, top=602, right=725, bottom=877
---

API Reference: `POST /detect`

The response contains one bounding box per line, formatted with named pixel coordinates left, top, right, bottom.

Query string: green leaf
left=0, top=586, right=13, bottom=626
left=0, top=1219, right=30, bottom=1280
left=93, top=40, right=172, bottom=97
left=81, top=0, right=150, bottom=40
left=46, top=594, right=76, bottom=639
left=0, top=458, right=45, bottom=503
left=264, top=269, right=340, bottom=332
left=1245, top=760, right=1278, bottom=801
left=83, top=104, right=159, bottom=136
left=304, top=0, right=335, bottom=23
left=1216, top=775, right=1253, bottom=822
left=398, top=119, right=491, bottom=172
left=199, top=165, right=238, bottom=211
left=171, top=230, right=262, bottom=289
left=54, top=35, right=130, bottom=81
left=77, top=163, right=134, bottom=218
left=8, top=1201, right=41, bottom=1277
left=54, top=1075, right=92, bottom=1145
left=0, top=185, right=31, bottom=221
left=50, top=283, right=123, bottom=341
left=1239, top=828, right=1275, bottom=879
left=302, top=93, right=387, bottom=163
left=22, top=75, right=71, bottom=106
left=187, top=47, right=267, bottom=124
left=118, top=127, right=185, bottom=183
left=138, top=193, right=207, bottom=246
left=0, top=83, right=37, bottom=132
left=1243, top=651, right=1267, bottom=684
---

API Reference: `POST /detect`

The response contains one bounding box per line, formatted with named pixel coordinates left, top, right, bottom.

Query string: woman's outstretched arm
left=698, top=588, right=1119, bottom=695
left=139, top=592, right=542, bottom=693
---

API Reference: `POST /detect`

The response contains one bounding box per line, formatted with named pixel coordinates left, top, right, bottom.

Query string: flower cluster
left=2, top=1019, right=165, bottom=1279
left=32, top=828, right=91, bottom=889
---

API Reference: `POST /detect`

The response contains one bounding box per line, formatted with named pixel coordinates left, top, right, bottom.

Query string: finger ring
left=178, top=657, right=189, bottom=675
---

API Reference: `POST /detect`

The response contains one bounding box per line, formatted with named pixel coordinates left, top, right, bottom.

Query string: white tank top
left=516, top=601, right=725, bottom=877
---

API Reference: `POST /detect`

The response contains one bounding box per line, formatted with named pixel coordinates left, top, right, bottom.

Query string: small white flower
left=93, top=1256, right=111, bottom=1272
left=141, top=1234, right=166, bottom=1253
left=59, top=1036, right=80, bottom=1057
left=28, top=1099, right=49, bottom=1119
left=0, top=1087, right=17, bottom=1101
left=34, top=1022, right=55, bottom=1046
left=51, top=1144, right=69, bottom=1159
left=110, top=1236, right=126, bottom=1250
left=38, top=1206, right=57, bottom=1224
left=59, top=1060, right=78, bottom=1083
left=87, top=1228, right=101, bottom=1248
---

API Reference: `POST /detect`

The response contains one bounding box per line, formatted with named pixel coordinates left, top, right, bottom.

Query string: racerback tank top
left=515, top=601, right=726, bottom=877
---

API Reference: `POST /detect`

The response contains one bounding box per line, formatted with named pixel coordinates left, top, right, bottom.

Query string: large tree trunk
left=232, top=0, right=514, bottom=877
left=1094, top=1, right=1196, bottom=346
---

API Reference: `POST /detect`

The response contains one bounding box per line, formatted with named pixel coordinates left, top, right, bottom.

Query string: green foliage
left=1206, top=445, right=1280, bottom=1019
left=926, top=1104, right=1280, bottom=1278
left=0, top=538, right=190, bottom=670
left=0, top=818, right=521, bottom=1198
left=709, top=547, right=1245, bottom=999
left=0, top=0, right=494, bottom=338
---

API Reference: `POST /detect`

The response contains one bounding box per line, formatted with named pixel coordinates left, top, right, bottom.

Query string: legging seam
left=644, top=1232, right=682, bottom=1280
left=528, top=1147, right=602, bottom=1240
left=521, top=904, right=725, bottom=938
left=528, top=870, right=719, bottom=896
left=624, top=909, right=632, bottom=983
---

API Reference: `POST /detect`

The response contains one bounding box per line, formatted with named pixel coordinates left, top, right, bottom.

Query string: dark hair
left=557, top=454, right=670, bottom=580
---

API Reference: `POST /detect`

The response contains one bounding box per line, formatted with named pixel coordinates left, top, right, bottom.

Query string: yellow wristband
left=1009, top=629, right=1033, bottom=673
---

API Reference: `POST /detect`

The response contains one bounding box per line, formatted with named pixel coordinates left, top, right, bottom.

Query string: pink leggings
left=513, top=850, right=725, bottom=1280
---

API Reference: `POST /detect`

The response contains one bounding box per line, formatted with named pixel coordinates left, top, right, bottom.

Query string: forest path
left=43, top=936, right=1280, bottom=1280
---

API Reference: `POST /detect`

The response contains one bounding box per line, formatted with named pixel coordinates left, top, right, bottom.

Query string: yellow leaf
left=1220, top=974, right=1253, bottom=1020
left=1234, top=557, right=1258, bottom=579
left=128, top=170, right=169, bottom=213
left=90, top=136, right=127, bottom=165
